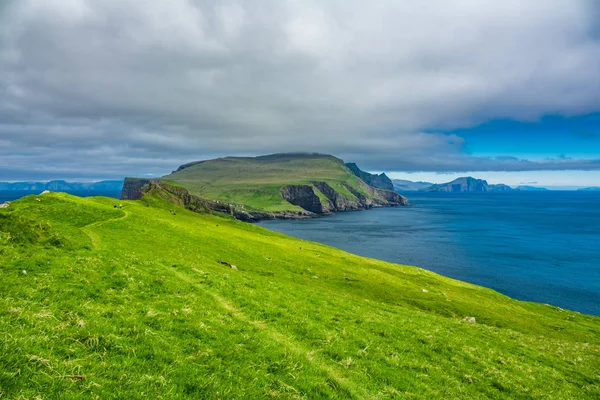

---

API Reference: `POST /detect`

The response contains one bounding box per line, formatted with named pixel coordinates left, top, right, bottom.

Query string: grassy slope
left=162, top=154, right=369, bottom=212
left=1, top=191, right=599, bottom=399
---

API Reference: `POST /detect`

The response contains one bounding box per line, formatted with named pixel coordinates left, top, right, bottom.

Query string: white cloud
left=0, top=0, right=599, bottom=179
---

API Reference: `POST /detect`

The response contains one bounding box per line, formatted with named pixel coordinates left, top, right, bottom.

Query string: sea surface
left=0, top=190, right=122, bottom=203
left=259, top=192, right=600, bottom=316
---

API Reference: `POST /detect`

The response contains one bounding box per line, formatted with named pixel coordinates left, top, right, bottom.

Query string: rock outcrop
left=121, top=178, right=156, bottom=200
left=345, top=163, right=394, bottom=191
left=343, top=181, right=408, bottom=207
left=279, top=181, right=407, bottom=216
left=280, top=185, right=333, bottom=214
left=311, top=181, right=357, bottom=211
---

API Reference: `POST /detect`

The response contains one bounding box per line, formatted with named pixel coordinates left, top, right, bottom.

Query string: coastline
left=120, top=178, right=408, bottom=222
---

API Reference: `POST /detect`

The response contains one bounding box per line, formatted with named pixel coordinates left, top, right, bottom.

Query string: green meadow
left=1, top=190, right=599, bottom=399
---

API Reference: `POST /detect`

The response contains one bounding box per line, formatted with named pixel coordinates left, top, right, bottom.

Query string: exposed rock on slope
left=121, top=178, right=155, bottom=200
left=280, top=185, right=332, bottom=214
left=123, top=180, right=314, bottom=222
left=345, top=162, right=394, bottom=191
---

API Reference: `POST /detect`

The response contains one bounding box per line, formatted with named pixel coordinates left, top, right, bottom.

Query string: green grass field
left=1, top=190, right=599, bottom=399
left=162, top=154, right=372, bottom=211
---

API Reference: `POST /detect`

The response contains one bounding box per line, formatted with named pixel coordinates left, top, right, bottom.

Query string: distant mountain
left=392, top=179, right=433, bottom=192
left=578, top=187, right=600, bottom=191
left=0, top=180, right=124, bottom=192
left=345, top=163, right=394, bottom=191
left=515, top=185, right=549, bottom=191
left=425, top=177, right=513, bottom=192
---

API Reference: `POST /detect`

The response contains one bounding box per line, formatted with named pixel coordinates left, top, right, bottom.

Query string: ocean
left=259, top=192, right=600, bottom=316
left=0, top=190, right=122, bottom=203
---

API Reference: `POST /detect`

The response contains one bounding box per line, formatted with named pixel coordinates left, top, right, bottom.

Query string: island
left=121, top=153, right=407, bottom=221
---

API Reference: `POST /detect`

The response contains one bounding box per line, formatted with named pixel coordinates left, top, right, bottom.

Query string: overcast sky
left=1, top=0, right=599, bottom=184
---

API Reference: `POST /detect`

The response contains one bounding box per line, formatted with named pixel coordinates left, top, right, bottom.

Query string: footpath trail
left=168, top=266, right=372, bottom=399
left=81, top=210, right=129, bottom=248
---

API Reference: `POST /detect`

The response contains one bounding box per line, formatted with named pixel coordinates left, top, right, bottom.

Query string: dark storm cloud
left=1, top=0, right=600, bottom=179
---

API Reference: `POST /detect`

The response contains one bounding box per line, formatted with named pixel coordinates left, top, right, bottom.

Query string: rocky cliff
left=122, top=179, right=315, bottom=222
left=122, top=177, right=407, bottom=222
left=278, top=180, right=407, bottom=216
left=280, top=185, right=333, bottom=214
left=345, top=163, right=394, bottom=191
left=120, top=178, right=157, bottom=200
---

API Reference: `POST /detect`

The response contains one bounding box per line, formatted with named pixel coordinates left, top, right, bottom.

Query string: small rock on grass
left=219, top=261, right=238, bottom=270
left=462, top=317, right=476, bottom=323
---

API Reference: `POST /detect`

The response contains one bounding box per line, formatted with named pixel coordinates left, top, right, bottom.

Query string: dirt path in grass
left=81, top=210, right=129, bottom=248
left=169, top=267, right=370, bottom=399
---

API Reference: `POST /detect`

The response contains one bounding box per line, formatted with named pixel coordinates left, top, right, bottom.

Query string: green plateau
left=1, top=189, right=599, bottom=399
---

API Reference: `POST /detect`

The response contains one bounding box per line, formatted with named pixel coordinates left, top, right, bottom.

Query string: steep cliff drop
left=345, top=163, right=394, bottom=191
left=280, top=185, right=331, bottom=214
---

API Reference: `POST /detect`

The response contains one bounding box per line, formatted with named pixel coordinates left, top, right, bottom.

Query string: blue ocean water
left=259, top=192, right=600, bottom=316
left=0, top=190, right=121, bottom=203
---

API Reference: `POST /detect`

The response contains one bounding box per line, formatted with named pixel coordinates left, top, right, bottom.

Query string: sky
left=1, top=0, right=599, bottom=187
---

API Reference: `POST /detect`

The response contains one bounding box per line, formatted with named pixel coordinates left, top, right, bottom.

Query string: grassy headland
left=1, top=190, right=599, bottom=399
left=156, top=153, right=405, bottom=214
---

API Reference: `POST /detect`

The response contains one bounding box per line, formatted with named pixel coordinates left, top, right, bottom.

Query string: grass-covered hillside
left=157, top=153, right=405, bottom=213
left=1, top=190, right=599, bottom=399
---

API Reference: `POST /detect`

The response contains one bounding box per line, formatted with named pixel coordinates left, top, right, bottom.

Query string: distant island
left=122, top=153, right=407, bottom=221
left=393, top=178, right=549, bottom=193
left=392, top=179, right=434, bottom=192
left=515, top=185, right=549, bottom=191
left=424, top=177, right=512, bottom=192
left=578, top=187, right=600, bottom=191
left=0, top=180, right=123, bottom=192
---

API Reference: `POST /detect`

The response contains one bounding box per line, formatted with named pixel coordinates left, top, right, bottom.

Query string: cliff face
left=121, top=179, right=315, bottom=222
left=280, top=185, right=333, bottom=214
left=311, top=181, right=360, bottom=211
left=121, top=178, right=155, bottom=200
left=345, top=163, right=394, bottom=191
left=122, top=177, right=407, bottom=222
left=280, top=181, right=407, bottom=216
